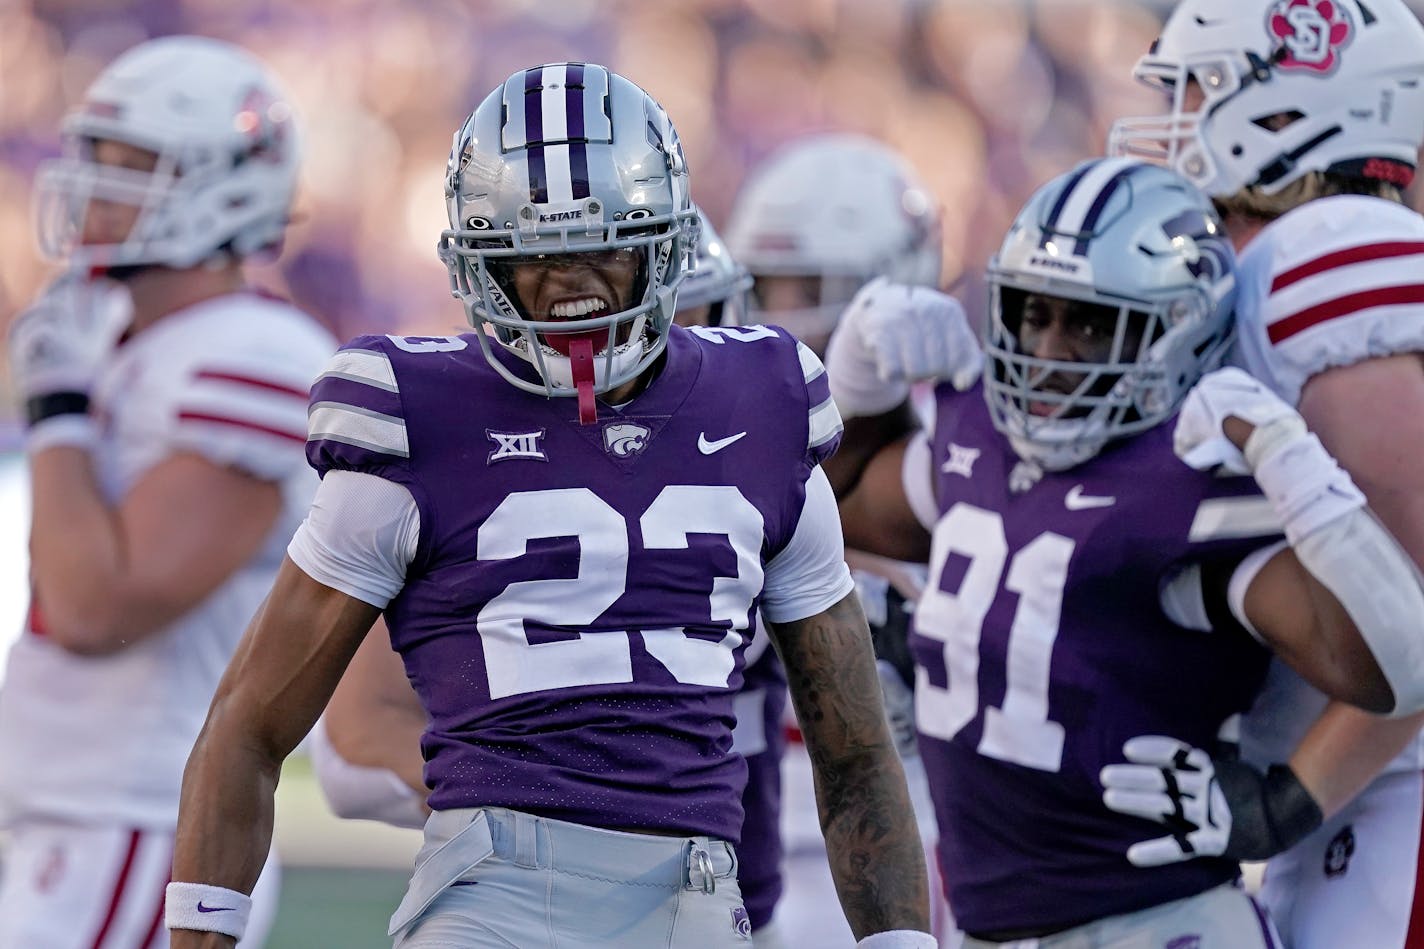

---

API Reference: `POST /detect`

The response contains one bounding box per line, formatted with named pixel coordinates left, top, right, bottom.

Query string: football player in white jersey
left=0, top=36, right=335, bottom=949
left=1103, top=2, right=1424, bottom=946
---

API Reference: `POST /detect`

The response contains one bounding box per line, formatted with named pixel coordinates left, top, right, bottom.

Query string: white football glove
left=1172, top=366, right=1305, bottom=474
left=824, top=277, right=983, bottom=420
left=7, top=274, right=126, bottom=450
left=1100, top=735, right=1323, bottom=866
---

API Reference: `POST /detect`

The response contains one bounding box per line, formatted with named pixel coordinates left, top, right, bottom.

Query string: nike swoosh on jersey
left=698, top=431, right=747, bottom=454
left=1064, top=485, right=1116, bottom=510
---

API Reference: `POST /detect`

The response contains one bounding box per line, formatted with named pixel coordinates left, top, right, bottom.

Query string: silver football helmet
left=723, top=133, right=941, bottom=343
left=439, top=62, right=698, bottom=400
left=1109, top=0, right=1424, bottom=197
left=984, top=158, right=1237, bottom=471
left=35, top=35, right=299, bottom=270
left=676, top=209, right=752, bottom=327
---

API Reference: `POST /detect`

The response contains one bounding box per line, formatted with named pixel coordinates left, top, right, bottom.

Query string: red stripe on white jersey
left=193, top=369, right=310, bottom=401
left=1267, top=285, right=1424, bottom=344
left=1270, top=241, right=1424, bottom=294
left=138, top=841, right=171, bottom=949
left=177, top=410, right=307, bottom=444
left=89, top=829, right=140, bottom=949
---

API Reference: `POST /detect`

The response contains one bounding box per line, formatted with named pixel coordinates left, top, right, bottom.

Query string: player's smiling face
left=506, top=247, right=641, bottom=323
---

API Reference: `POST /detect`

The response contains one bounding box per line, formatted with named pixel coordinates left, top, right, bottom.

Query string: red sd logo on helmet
left=1268, top=0, right=1355, bottom=74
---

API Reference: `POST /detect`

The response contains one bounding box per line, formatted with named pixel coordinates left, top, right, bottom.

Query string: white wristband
left=165, top=882, right=252, bottom=940
left=26, top=414, right=95, bottom=454
left=1249, top=431, right=1365, bottom=544
left=855, top=930, right=937, bottom=949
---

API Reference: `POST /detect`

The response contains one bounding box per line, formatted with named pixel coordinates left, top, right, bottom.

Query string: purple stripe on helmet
left=1072, top=164, right=1140, bottom=255
left=1039, top=162, right=1094, bottom=249
left=523, top=67, right=544, bottom=144
left=565, top=63, right=585, bottom=139
left=564, top=64, right=590, bottom=199
left=526, top=145, right=549, bottom=204
left=569, top=144, right=590, bottom=200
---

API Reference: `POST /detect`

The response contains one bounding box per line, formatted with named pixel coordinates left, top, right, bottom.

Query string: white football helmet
left=984, top=158, right=1237, bottom=471
left=676, top=209, right=752, bottom=327
left=1109, top=0, right=1424, bottom=198
left=35, top=35, right=299, bottom=270
left=723, top=133, right=941, bottom=342
left=439, top=62, right=697, bottom=400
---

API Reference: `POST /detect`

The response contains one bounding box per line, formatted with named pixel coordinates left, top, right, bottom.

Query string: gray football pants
left=961, top=881, right=1280, bottom=949
left=391, top=807, right=751, bottom=948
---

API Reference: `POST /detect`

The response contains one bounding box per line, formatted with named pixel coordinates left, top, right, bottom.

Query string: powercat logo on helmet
left=1268, top=0, right=1354, bottom=75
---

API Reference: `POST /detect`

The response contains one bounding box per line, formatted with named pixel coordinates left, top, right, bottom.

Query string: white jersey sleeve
left=124, top=293, right=336, bottom=482
left=1233, top=195, right=1424, bottom=405
left=760, top=466, right=856, bottom=624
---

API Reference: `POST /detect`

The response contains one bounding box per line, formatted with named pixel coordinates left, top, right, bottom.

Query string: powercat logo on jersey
left=1268, top=0, right=1354, bottom=74
left=487, top=429, right=547, bottom=463
left=603, top=422, right=650, bottom=457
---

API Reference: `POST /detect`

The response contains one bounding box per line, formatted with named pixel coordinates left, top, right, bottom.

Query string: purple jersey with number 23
left=916, top=382, right=1278, bottom=935
left=305, top=323, right=840, bottom=844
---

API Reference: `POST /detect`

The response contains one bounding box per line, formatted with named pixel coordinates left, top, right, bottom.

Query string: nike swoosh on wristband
left=698, top=431, right=747, bottom=455
left=196, top=902, right=235, bottom=913
left=1065, top=484, right=1116, bottom=510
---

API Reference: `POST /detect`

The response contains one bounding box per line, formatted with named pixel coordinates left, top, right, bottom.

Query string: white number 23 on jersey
left=477, top=486, right=764, bottom=699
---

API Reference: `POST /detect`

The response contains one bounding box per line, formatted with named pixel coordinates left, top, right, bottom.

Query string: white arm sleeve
left=286, top=470, right=420, bottom=608
left=760, top=467, right=857, bottom=624
left=900, top=431, right=938, bottom=531
left=307, top=718, right=427, bottom=829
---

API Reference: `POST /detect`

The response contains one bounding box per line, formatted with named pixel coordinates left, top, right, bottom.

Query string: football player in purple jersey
left=1105, top=3, right=1424, bottom=945
left=820, top=156, right=1424, bottom=945
left=167, top=63, right=931, bottom=949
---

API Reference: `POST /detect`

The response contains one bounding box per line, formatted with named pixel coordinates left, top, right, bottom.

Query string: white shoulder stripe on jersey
left=318, top=349, right=398, bottom=393
left=808, top=395, right=843, bottom=449
left=1052, top=157, right=1139, bottom=236
left=796, top=341, right=826, bottom=383
left=1188, top=496, right=1281, bottom=543
left=308, top=401, right=410, bottom=458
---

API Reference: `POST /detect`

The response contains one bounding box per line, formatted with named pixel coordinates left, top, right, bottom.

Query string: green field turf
left=266, top=865, right=407, bottom=948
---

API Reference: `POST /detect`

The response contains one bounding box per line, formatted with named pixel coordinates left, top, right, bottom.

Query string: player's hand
left=1173, top=367, right=1304, bottom=474
left=1100, top=735, right=1323, bottom=865
left=7, top=273, right=123, bottom=410
left=825, top=277, right=982, bottom=419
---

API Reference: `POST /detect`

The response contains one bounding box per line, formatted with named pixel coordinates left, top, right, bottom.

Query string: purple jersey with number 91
left=916, top=383, right=1277, bottom=935
left=305, top=324, right=840, bottom=843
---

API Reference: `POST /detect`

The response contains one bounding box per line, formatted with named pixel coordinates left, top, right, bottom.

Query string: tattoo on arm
left=770, top=593, right=930, bottom=938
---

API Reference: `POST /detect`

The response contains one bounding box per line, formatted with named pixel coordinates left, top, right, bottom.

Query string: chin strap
left=569, top=337, right=598, bottom=425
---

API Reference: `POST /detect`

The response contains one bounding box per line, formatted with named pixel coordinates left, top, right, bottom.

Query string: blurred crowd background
left=3, top=0, right=1421, bottom=428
